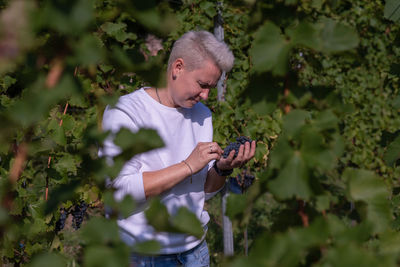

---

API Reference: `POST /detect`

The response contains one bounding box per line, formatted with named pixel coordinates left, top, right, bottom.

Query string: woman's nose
left=199, top=89, right=209, bottom=100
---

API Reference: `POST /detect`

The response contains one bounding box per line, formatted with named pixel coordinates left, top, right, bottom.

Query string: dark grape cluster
left=222, top=136, right=253, bottom=158
left=55, top=208, right=67, bottom=233
left=242, top=174, right=255, bottom=190
left=228, top=173, right=256, bottom=194
left=72, top=202, right=88, bottom=230
left=54, top=202, right=88, bottom=232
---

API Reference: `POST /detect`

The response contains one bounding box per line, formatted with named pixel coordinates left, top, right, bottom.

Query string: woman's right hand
left=185, top=142, right=223, bottom=173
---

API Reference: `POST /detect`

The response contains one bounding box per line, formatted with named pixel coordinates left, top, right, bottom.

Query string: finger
left=213, top=142, right=224, bottom=154
left=249, top=140, right=256, bottom=158
left=243, top=141, right=251, bottom=159
left=220, top=150, right=235, bottom=168
left=211, top=142, right=223, bottom=155
left=205, top=142, right=220, bottom=155
left=209, top=152, right=221, bottom=161
left=235, top=144, right=245, bottom=161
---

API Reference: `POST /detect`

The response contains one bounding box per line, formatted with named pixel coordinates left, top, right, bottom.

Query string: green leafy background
left=1, top=0, right=400, bottom=266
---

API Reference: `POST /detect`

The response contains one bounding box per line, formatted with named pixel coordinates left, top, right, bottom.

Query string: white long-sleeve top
left=99, top=88, right=220, bottom=254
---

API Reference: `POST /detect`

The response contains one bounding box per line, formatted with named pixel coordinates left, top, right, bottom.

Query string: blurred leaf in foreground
left=344, top=168, right=392, bottom=234
left=384, top=0, right=400, bottom=23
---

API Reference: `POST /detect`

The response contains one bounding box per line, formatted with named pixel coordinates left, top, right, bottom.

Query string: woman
left=100, top=30, right=256, bottom=266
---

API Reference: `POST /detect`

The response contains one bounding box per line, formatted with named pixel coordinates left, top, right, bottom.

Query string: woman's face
left=170, top=59, right=221, bottom=108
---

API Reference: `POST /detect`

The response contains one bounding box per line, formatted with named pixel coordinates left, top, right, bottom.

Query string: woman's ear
left=172, top=58, right=184, bottom=79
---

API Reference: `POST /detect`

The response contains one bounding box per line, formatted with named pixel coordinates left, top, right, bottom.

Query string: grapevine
left=71, top=202, right=88, bottom=230
left=0, top=0, right=399, bottom=266
left=222, top=136, right=253, bottom=159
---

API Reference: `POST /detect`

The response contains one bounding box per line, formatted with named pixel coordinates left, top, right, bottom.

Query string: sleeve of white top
left=204, top=159, right=224, bottom=201
left=205, top=187, right=224, bottom=201
left=99, top=107, right=147, bottom=203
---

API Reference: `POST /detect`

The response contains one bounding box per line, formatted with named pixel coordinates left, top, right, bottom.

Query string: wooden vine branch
left=44, top=59, right=69, bottom=201
left=9, top=143, right=28, bottom=184
left=46, top=102, right=69, bottom=201
left=284, top=74, right=291, bottom=114
left=298, top=200, right=309, bottom=227
left=45, top=58, right=64, bottom=88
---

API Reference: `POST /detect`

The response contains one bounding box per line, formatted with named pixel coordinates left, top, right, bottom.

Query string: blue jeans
left=130, top=240, right=210, bottom=267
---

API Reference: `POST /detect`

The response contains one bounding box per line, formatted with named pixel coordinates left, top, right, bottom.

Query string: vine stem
left=9, top=143, right=28, bottom=184
left=45, top=58, right=64, bottom=88
left=46, top=102, right=69, bottom=201
left=298, top=200, right=309, bottom=227
left=284, top=74, right=291, bottom=114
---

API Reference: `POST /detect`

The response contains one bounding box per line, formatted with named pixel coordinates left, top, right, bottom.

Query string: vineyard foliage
left=1, top=0, right=400, bottom=266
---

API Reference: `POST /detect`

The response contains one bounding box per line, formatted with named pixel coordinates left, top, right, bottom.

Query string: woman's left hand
left=216, top=140, right=256, bottom=170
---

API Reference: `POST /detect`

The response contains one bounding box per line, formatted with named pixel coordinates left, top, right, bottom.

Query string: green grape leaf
left=170, top=207, right=204, bottom=239
left=132, top=240, right=161, bottom=254
left=84, top=245, right=129, bottom=267
left=145, top=198, right=173, bottom=233
left=28, top=252, right=66, bottom=267
left=200, top=1, right=217, bottom=18
left=81, top=217, right=121, bottom=244
left=73, top=35, right=104, bottom=66
left=300, top=127, right=336, bottom=171
left=379, top=231, right=400, bottom=255
left=383, top=134, right=400, bottom=166
left=226, top=194, right=247, bottom=220
left=1, top=75, right=17, bottom=91
left=313, top=109, right=339, bottom=131
left=51, top=126, right=66, bottom=146
left=114, top=128, right=164, bottom=161
left=290, top=19, right=359, bottom=53
left=344, top=168, right=391, bottom=233
left=288, top=21, right=320, bottom=48
left=316, top=18, right=359, bottom=53
left=45, top=179, right=80, bottom=214
left=9, top=75, right=78, bottom=126
left=320, top=243, right=380, bottom=267
left=282, top=109, right=310, bottom=138
left=268, top=151, right=312, bottom=200
left=250, top=21, right=292, bottom=75
left=384, top=0, right=400, bottom=23
left=269, top=137, right=294, bottom=169
left=118, top=195, right=136, bottom=219
left=101, top=22, right=137, bottom=42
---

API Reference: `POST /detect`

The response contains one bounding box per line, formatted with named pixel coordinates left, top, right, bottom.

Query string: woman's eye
left=199, top=83, right=208, bottom=89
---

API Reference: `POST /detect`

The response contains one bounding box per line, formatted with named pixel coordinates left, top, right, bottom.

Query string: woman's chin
left=181, top=100, right=198, bottom=108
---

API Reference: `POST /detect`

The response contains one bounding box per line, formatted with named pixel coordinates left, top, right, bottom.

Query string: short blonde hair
left=167, top=31, right=234, bottom=73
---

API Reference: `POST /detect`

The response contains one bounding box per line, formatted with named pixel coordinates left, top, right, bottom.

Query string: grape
left=242, top=174, right=255, bottom=190
left=236, top=136, right=252, bottom=145
left=228, top=173, right=256, bottom=194
left=222, top=136, right=253, bottom=159
left=55, top=208, right=67, bottom=233
left=72, top=202, right=88, bottom=230
left=223, top=142, right=241, bottom=158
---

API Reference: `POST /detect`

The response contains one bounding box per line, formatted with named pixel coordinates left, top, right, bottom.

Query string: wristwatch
left=213, top=161, right=233, bottom=176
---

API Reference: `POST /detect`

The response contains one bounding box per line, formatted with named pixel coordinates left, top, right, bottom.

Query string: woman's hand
left=185, top=142, right=223, bottom=173
left=216, top=140, right=256, bottom=171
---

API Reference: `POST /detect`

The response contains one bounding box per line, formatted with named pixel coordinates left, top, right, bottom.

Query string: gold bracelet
left=182, top=160, right=193, bottom=183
